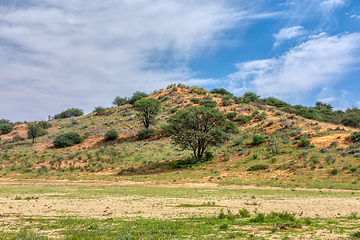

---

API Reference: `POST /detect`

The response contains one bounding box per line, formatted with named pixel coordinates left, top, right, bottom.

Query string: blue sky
left=0, top=0, right=359, bottom=122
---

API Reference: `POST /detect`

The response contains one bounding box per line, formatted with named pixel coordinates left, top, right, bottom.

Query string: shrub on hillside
left=222, top=95, right=235, bottom=106
left=54, top=108, right=84, bottom=119
left=0, top=124, right=13, bottom=135
left=53, top=132, right=84, bottom=148
left=201, top=100, right=217, bottom=108
left=225, top=112, right=237, bottom=120
left=350, top=131, right=360, bottom=142
left=298, top=138, right=311, bottom=148
left=128, top=91, right=149, bottom=105
left=93, top=106, right=106, bottom=115
left=137, top=128, right=157, bottom=140
left=247, top=164, right=269, bottom=171
left=211, top=88, right=233, bottom=96
left=252, top=134, right=266, bottom=145
left=112, top=96, right=129, bottom=106
left=37, top=120, right=51, bottom=129
left=234, top=115, right=253, bottom=124
left=190, top=98, right=202, bottom=104
left=105, top=128, right=118, bottom=141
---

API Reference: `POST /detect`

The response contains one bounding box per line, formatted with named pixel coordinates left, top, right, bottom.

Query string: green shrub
left=190, top=98, right=202, bottom=104
left=221, top=95, right=235, bottom=106
left=104, top=128, right=118, bottom=141
left=170, top=107, right=179, bottom=113
left=54, top=108, right=84, bottom=119
left=37, top=120, right=51, bottom=129
left=225, top=112, right=237, bottom=120
left=253, top=112, right=267, bottom=121
left=298, top=139, right=310, bottom=148
left=53, top=132, right=84, bottom=148
left=330, top=167, right=339, bottom=175
left=351, top=132, right=360, bottom=142
left=234, top=115, right=253, bottom=124
left=137, top=128, right=156, bottom=140
left=264, top=97, right=289, bottom=107
left=201, top=100, right=217, bottom=108
left=239, top=208, right=251, bottom=218
left=0, top=123, right=13, bottom=135
left=247, top=164, right=269, bottom=171
left=0, top=119, right=13, bottom=125
left=112, top=96, right=129, bottom=106
left=351, top=231, right=360, bottom=239
left=211, top=88, right=232, bottom=96
left=243, top=92, right=260, bottom=102
left=93, top=106, right=106, bottom=115
left=128, top=91, right=149, bottom=105
left=252, top=134, right=266, bottom=145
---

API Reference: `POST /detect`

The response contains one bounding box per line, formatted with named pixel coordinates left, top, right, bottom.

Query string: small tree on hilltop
left=129, top=91, right=149, bottom=105
left=27, top=122, right=48, bottom=143
left=112, top=96, right=129, bottom=106
left=165, top=106, right=239, bottom=161
left=134, top=98, right=161, bottom=129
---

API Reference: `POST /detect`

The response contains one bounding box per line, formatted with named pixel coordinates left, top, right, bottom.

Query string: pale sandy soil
left=0, top=179, right=359, bottom=219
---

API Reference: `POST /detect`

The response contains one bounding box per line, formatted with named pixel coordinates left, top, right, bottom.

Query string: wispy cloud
left=274, top=26, right=305, bottom=46
left=0, top=0, right=246, bottom=121
left=228, top=32, right=360, bottom=102
left=320, top=0, right=347, bottom=11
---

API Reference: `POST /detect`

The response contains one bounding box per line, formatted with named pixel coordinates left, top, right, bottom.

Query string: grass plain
left=1, top=180, right=360, bottom=239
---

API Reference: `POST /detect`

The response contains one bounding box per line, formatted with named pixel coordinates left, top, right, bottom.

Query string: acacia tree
left=165, top=106, right=239, bottom=160
left=134, top=98, right=161, bottom=129
left=27, top=122, right=48, bottom=143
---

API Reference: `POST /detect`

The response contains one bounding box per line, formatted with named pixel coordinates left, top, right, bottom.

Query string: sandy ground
left=1, top=179, right=359, bottom=219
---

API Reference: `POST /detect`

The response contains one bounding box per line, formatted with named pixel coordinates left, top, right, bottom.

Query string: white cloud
left=0, top=0, right=244, bottom=121
left=320, top=0, right=347, bottom=11
left=228, top=32, right=360, bottom=101
left=274, top=26, right=305, bottom=46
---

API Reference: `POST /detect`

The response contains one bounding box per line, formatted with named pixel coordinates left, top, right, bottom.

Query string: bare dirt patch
left=1, top=180, right=359, bottom=220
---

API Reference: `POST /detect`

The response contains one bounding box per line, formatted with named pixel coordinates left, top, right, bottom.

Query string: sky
left=0, top=0, right=359, bottom=122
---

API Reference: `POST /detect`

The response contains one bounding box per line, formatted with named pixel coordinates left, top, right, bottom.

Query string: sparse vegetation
left=104, top=128, right=118, bottom=141
left=54, top=108, right=84, bottom=119
left=165, top=106, right=238, bottom=160
left=53, top=132, right=84, bottom=148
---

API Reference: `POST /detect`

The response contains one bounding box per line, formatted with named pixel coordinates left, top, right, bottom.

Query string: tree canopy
left=134, top=98, right=161, bottom=129
left=165, top=106, right=239, bottom=160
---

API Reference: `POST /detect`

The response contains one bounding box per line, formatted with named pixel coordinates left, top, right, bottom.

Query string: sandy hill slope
left=0, top=84, right=360, bottom=190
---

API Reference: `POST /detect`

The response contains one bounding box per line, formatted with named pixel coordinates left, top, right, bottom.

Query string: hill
left=1, top=84, right=360, bottom=190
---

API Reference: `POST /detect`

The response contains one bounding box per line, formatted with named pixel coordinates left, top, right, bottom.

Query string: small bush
left=225, top=112, right=237, bottom=120
left=170, top=107, right=179, bottom=113
left=137, top=128, right=156, bottom=140
left=298, top=139, right=310, bottom=148
left=211, top=88, right=232, bottom=96
left=351, top=132, right=360, bottom=142
left=350, top=231, right=360, bottom=239
left=252, top=134, right=266, bottom=145
left=128, top=91, right=148, bottom=105
left=54, top=108, right=84, bottom=119
left=37, top=120, right=51, bottom=129
left=105, top=128, right=118, bottom=141
left=319, top=147, right=328, bottom=153
left=239, top=208, right=251, bottom=218
left=247, top=164, right=269, bottom=171
left=53, top=132, right=84, bottom=148
left=201, top=100, right=217, bottom=108
left=0, top=124, right=13, bottom=135
left=330, top=167, right=339, bottom=175
left=234, top=115, right=253, bottom=124
left=190, top=98, right=202, bottom=104
left=93, top=106, right=106, bottom=115
left=113, top=96, right=129, bottom=106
